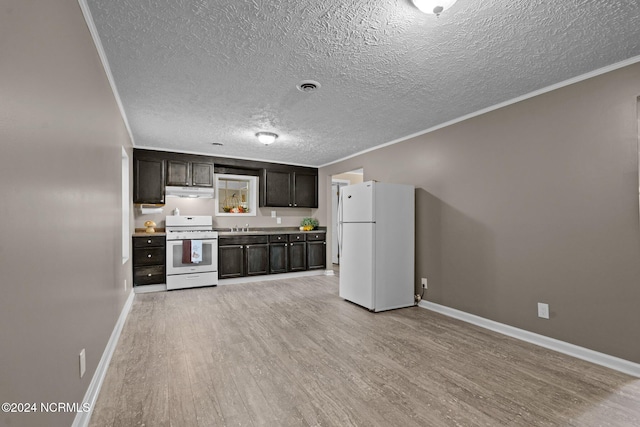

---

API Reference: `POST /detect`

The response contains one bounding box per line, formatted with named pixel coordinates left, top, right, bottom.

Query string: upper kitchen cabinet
left=260, top=167, right=318, bottom=208
left=166, top=154, right=214, bottom=187
left=133, top=150, right=165, bottom=204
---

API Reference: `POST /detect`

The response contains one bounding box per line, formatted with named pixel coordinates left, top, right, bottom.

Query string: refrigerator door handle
left=337, top=190, right=343, bottom=255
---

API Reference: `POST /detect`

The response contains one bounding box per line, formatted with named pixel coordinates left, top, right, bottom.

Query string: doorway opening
left=330, top=168, right=364, bottom=275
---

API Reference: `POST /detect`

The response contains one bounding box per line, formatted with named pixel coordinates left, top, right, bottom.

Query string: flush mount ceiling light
left=297, top=80, right=321, bottom=93
left=256, top=132, right=278, bottom=145
left=412, top=0, right=458, bottom=16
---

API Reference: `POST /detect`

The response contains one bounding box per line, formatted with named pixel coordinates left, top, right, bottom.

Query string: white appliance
left=338, top=181, right=415, bottom=312
left=165, top=186, right=214, bottom=198
left=165, top=215, right=218, bottom=290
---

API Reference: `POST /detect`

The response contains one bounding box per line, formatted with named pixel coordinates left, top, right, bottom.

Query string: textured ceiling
left=85, top=0, right=640, bottom=166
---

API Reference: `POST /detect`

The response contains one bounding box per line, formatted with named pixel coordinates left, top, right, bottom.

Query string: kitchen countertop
left=132, top=227, right=325, bottom=237
left=215, top=227, right=326, bottom=237
left=133, top=228, right=166, bottom=237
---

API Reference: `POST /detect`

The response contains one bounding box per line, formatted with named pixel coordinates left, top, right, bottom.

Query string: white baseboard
left=72, top=290, right=135, bottom=427
left=418, top=300, right=640, bottom=378
left=133, top=283, right=167, bottom=293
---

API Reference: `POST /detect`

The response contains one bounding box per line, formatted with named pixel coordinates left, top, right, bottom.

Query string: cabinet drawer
left=269, top=234, right=287, bottom=243
left=288, top=234, right=306, bottom=242
left=133, top=236, right=165, bottom=248
left=133, top=247, right=165, bottom=266
left=219, top=235, right=268, bottom=246
left=306, top=232, right=325, bottom=241
left=133, top=265, right=165, bottom=285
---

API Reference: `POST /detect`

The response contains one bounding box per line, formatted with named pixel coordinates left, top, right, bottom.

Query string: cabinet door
left=307, top=240, right=326, bottom=270
left=191, top=162, right=214, bottom=187
left=133, top=157, right=165, bottom=204
left=288, top=242, right=307, bottom=272
left=218, top=245, right=244, bottom=279
left=269, top=243, right=288, bottom=274
left=245, top=243, right=269, bottom=276
left=262, top=170, right=292, bottom=207
left=166, top=159, right=190, bottom=186
left=293, top=171, right=318, bottom=208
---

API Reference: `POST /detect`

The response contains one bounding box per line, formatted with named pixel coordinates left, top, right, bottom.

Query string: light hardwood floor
left=89, top=276, right=640, bottom=426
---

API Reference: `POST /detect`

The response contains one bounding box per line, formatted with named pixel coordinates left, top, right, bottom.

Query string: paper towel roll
left=139, top=205, right=164, bottom=215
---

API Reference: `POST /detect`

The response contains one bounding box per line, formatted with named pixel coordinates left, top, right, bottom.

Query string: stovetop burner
left=165, top=215, right=216, bottom=240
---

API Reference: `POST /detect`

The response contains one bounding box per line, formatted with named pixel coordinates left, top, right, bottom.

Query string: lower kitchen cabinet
left=288, top=234, right=307, bottom=272
left=218, top=235, right=269, bottom=279
left=132, top=235, right=166, bottom=286
left=218, top=244, right=244, bottom=279
left=306, top=232, right=327, bottom=270
left=246, top=243, right=269, bottom=276
left=219, top=232, right=326, bottom=279
left=269, top=234, right=288, bottom=274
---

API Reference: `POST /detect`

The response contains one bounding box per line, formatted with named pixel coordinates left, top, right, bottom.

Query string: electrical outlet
left=271, top=210, right=276, bottom=218
left=79, top=349, right=86, bottom=378
left=276, top=217, right=281, bottom=224
left=421, top=277, right=428, bottom=289
left=538, top=303, right=549, bottom=319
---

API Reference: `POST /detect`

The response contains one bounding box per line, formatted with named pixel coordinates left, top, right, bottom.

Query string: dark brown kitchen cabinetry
left=132, top=235, right=166, bottom=286
left=288, top=234, right=307, bottom=272
left=218, top=244, right=244, bottom=279
left=218, top=235, right=269, bottom=279
left=133, top=151, right=165, bottom=204
left=268, top=234, right=288, bottom=274
left=260, top=167, right=318, bottom=208
left=219, top=231, right=326, bottom=279
left=306, top=232, right=327, bottom=270
left=166, top=155, right=214, bottom=187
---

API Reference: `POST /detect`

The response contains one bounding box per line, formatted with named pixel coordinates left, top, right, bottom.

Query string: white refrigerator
left=338, top=181, right=415, bottom=312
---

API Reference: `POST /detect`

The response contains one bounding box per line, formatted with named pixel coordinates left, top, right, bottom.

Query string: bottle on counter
left=174, top=207, right=180, bottom=216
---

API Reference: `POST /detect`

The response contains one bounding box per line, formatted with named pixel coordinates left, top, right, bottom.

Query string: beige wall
left=320, top=63, right=640, bottom=363
left=0, top=1, right=133, bottom=426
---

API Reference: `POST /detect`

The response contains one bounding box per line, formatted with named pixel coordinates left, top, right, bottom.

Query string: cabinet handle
left=323, top=242, right=326, bottom=245
left=147, top=254, right=152, bottom=258
left=239, top=245, right=243, bottom=249
left=289, top=203, right=292, bottom=206
left=147, top=240, right=152, bottom=243
left=147, top=273, right=152, bottom=277
left=285, top=243, right=288, bottom=246
left=294, top=204, right=297, bottom=206
left=246, top=245, right=250, bottom=248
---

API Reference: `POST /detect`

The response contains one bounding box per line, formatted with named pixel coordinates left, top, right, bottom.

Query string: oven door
left=166, top=238, right=218, bottom=275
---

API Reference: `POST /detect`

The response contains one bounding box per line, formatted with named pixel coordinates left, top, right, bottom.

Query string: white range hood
left=165, top=186, right=214, bottom=198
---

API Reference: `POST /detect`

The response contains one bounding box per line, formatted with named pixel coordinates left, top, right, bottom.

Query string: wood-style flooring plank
left=89, top=275, right=640, bottom=427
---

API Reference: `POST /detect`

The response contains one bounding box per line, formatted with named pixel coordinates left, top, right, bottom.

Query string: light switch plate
left=271, top=211, right=276, bottom=218
left=276, top=217, right=281, bottom=224
left=538, top=303, right=549, bottom=319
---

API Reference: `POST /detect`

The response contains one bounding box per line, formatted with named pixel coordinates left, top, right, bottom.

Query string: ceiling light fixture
left=256, top=132, right=278, bottom=145
left=297, top=80, right=321, bottom=93
left=411, top=0, right=457, bottom=16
